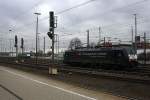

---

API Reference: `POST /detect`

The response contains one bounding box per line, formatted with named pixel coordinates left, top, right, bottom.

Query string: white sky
left=0, top=0, right=150, bottom=52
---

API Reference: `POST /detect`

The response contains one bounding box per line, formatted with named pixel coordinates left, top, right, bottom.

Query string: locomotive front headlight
left=134, top=54, right=137, bottom=60
left=129, top=54, right=133, bottom=60
left=129, top=54, right=137, bottom=61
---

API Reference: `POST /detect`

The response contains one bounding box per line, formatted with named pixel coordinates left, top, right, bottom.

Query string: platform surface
left=0, top=65, right=126, bottom=100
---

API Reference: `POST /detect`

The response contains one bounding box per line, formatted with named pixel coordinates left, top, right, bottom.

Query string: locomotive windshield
left=123, top=47, right=135, bottom=55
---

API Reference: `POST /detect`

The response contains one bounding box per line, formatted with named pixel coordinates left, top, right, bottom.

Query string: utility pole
left=144, top=32, right=146, bottom=65
left=98, top=27, right=101, bottom=44
left=131, top=26, right=134, bottom=44
left=57, top=35, right=59, bottom=56
left=34, top=12, right=41, bottom=64
left=38, top=34, right=40, bottom=52
left=9, top=39, right=12, bottom=55
left=9, top=29, right=12, bottom=56
left=56, top=34, right=59, bottom=55
left=12, top=39, right=14, bottom=56
left=21, top=38, right=24, bottom=54
left=134, top=14, right=137, bottom=54
left=104, top=37, right=106, bottom=47
left=43, top=37, right=45, bottom=55
left=87, top=30, right=89, bottom=48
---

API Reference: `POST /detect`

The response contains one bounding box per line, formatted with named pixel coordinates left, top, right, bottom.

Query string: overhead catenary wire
left=55, top=18, right=150, bottom=38
left=14, top=0, right=97, bottom=32
left=0, top=0, right=149, bottom=35
left=53, top=12, right=150, bottom=36
left=1, top=0, right=150, bottom=50
left=14, top=0, right=150, bottom=33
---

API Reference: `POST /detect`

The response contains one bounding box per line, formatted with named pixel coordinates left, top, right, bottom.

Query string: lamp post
left=134, top=14, right=137, bottom=54
left=34, top=12, right=41, bottom=64
left=9, top=29, right=12, bottom=56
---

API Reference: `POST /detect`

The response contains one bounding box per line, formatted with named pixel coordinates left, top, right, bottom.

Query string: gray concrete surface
left=0, top=65, right=125, bottom=100
left=0, top=86, right=21, bottom=100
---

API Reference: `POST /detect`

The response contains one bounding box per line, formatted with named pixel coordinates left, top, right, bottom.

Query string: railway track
left=0, top=58, right=150, bottom=84
left=0, top=57, right=149, bottom=100
left=57, top=65, right=150, bottom=83
left=0, top=62, right=146, bottom=100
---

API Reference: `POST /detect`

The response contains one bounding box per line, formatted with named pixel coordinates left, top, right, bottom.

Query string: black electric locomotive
left=63, top=47, right=138, bottom=69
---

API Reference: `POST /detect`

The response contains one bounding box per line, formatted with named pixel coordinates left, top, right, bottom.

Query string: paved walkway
left=0, top=65, right=126, bottom=100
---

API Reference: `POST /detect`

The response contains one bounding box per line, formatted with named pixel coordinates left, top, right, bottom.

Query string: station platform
left=0, top=65, right=126, bottom=100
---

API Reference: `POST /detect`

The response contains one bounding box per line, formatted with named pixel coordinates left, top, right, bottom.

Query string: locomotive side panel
left=63, top=48, right=137, bottom=69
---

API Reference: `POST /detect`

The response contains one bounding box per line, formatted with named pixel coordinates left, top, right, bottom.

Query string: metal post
left=9, top=30, right=12, bottom=56
left=55, top=34, right=58, bottom=63
left=144, top=32, right=146, bottom=65
left=87, top=30, right=89, bottom=48
left=38, top=34, right=40, bottom=52
left=21, top=38, right=24, bottom=54
left=131, top=26, right=134, bottom=44
left=36, top=15, right=38, bottom=64
left=99, top=27, right=101, bottom=44
left=22, top=47, right=23, bottom=54
left=58, top=35, right=59, bottom=55
left=34, top=12, right=41, bottom=64
left=55, top=34, right=57, bottom=55
left=104, top=37, right=106, bottom=47
left=9, top=39, right=12, bottom=56
left=134, top=14, right=137, bottom=54
left=52, top=29, right=54, bottom=63
left=12, top=40, right=13, bottom=56
left=16, top=45, right=18, bottom=58
left=44, top=37, right=45, bottom=55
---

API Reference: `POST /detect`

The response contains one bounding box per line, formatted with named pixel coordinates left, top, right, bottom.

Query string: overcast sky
left=0, top=0, right=150, bottom=52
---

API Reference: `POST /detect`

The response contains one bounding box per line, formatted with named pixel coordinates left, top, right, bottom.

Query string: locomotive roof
left=67, top=47, right=125, bottom=52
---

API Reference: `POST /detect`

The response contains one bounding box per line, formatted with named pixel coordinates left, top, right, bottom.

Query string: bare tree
left=90, top=42, right=96, bottom=48
left=69, top=37, right=82, bottom=50
left=47, top=51, right=52, bottom=56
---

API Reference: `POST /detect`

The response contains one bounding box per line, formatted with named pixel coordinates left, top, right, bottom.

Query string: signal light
left=47, top=32, right=53, bottom=39
left=50, top=11, right=54, bottom=28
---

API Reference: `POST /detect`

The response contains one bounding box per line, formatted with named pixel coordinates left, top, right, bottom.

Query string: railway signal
left=47, top=28, right=54, bottom=39
left=14, top=35, right=18, bottom=61
left=21, top=38, right=24, bottom=54
left=50, top=11, right=54, bottom=28
left=47, top=11, right=57, bottom=64
left=47, top=11, right=58, bottom=75
left=14, top=35, right=18, bottom=48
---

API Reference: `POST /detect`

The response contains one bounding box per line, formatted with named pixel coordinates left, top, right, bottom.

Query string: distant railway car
left=63, top=47, right=138, bottom=69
